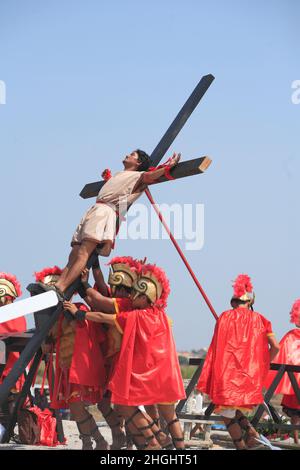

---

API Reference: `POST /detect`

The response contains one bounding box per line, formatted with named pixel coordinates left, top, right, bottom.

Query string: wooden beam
left=152, top=156, right=212, bottom=184
left=150, top=74, right=214, bottom=166
left=80, top=156, right=212, bottom=199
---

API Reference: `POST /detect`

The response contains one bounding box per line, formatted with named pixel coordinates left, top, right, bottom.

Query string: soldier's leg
left=157, top=404, right=185, bottom=449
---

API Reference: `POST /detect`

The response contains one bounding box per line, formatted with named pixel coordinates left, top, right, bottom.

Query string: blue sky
left=0, top=0, right=299, bottom=349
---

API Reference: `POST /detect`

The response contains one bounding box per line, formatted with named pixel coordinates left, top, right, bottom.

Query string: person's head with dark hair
left=123, top=149, right=152, bottom=172
left=230, top=298, right=250, bottom=309
left=135, top=149, right=152, bottom=172
left=230, top=274, right=255, bottom=310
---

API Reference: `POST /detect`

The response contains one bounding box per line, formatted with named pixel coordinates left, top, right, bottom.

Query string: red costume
left=102, top=256, right=139, bottom=379
left=108, top=263, right=186, bottom=406
left=197, top=274, right=274, bottom=411
left=34, top=267, right=107, bottom=409
left=51, top=301, right=107, bottom=408
left=265, top=299, right=300, bottom=411
left=0, top=272, right=26, bottom=392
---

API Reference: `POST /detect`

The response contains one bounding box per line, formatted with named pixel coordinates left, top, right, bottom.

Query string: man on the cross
left=33, top=149, right=180, bottom=298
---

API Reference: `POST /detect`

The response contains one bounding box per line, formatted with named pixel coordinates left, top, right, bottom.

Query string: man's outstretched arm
left=133, top=153, right=181, bottom=191
left=63, top=301, right=116, bottom=325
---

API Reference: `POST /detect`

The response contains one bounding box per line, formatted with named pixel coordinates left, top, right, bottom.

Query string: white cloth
left=97, top=170, right=144, bottom=209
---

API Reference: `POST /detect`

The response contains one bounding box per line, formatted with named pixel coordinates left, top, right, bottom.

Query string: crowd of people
left=0, top=265, right=299, bottom=450
left=0, top=149, right=299, bottom=450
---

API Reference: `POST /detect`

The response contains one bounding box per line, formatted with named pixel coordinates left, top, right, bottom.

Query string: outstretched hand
left=169, top=152, right=181, bottom=167
left=63, top=301, right=77, bottom=315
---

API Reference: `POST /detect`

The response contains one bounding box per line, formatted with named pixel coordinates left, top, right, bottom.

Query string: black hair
left=136, top=149, right=152, bottom=172
left=230, top=298, right=249, bottom=309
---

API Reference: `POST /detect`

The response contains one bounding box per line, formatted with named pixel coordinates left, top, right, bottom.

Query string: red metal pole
left=145, top=188, right=218, bottom=320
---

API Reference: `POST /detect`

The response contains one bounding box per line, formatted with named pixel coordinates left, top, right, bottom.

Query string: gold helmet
left=132, top=263, right=170, bottom=307
left=107, top=257, right=139, bottom=295
left=34, top=266, right=62, bottom=286
left=132, top=271, right=162, bottom=304
left=0, top=272, right=22, bottom=305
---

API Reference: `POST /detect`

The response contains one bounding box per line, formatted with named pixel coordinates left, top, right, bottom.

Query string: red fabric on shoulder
left=114, top=297, right=132, bottom=313
left=197, top=308, right=272, bottom=407
left=109, top=306, right=185, bottom=406
left=0, top=317, right=27, bottom=334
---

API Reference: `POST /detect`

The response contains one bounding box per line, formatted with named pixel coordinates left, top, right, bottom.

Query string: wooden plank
left=150, top=74, right=215, bottom=166
left=80, top=156, right=212, bottom=199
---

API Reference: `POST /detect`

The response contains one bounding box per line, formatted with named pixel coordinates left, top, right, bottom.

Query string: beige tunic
left=72, top=170, right=144, bottom=245
left=96, top=170, right=144, bottom=208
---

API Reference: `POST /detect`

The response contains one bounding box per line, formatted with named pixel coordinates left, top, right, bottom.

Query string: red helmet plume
left=34, top=266, right=62, bottom=283
left=232, top=274, right=253, bottom=300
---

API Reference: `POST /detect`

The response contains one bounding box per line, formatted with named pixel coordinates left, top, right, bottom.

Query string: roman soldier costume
left=197, top=274, right=274, bottom=414
left=35, top=266, right=109, bottom=449
left=105, top=256, right=139, bottom=365
left=108, top=263, right=185, bottom=406
left=266, top=299, right=300, bottom=414
left=34, top=266, right=106, bottom=408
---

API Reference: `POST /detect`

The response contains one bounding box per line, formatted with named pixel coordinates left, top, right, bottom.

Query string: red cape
left=197, top=307, right=272, bottom=406
left=0, top=317, right=27, bottom=335
left=265, top=329, right=300, bottom=400
left=108, top=306, right=185, bottom=406
left=51, top=303, right=107, bottom=408
left=0, top=316, right=27, bottom=391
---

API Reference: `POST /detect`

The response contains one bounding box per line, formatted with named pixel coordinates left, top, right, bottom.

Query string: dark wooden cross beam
left=80, top=74, right=214, bottom=199
left=80, top=156, right=212, bottom=199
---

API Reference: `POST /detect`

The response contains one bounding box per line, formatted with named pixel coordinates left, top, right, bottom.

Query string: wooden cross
left=80, top=156, right=212, bottom=200
left=0, top=74, right=215, bottom=422
left=80, top=74, right=214, bottom=200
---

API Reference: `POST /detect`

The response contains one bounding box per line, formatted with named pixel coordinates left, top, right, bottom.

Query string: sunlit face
left=132, top=293, right=150, bottom=309
left=123, top=151, right=140, bottom=169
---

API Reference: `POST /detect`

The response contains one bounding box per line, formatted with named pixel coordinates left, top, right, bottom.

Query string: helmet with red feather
left=0, top=272, right=22, bottom=305
left=132, top=263, right=170, bottom=308
left=107, top=256, right=140, bottom=295
left=231, top=274, right=254, bottom=305
left=34, top=266, right=62, bottom=286
left=290, top=299, right=300, bottom=326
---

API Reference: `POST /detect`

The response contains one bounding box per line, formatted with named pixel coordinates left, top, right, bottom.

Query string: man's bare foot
left=27, top=282, right=65, bottom=301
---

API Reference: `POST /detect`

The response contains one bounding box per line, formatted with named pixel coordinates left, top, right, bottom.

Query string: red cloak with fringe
left=51, top=303, right=107, bottom=409
left=0, top=317, right=27, bottom=392
left=265, top=328, right=300, bottom=410
left=108, top=306, right=185, bottom=406
left=197, top=307, right=273, bottom=407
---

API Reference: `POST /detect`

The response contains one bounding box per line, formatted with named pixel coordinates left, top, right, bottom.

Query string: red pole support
left=145, top=188, right=218, bottom=320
